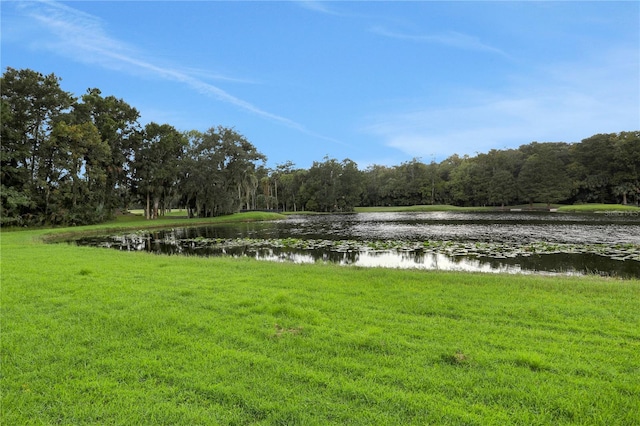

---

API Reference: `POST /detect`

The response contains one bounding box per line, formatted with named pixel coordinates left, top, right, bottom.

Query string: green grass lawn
left=2, top=214, right=640, bottom=425
left=356, top=203, right=640, bottom=213
left=557, top=204, right=640, bottom=213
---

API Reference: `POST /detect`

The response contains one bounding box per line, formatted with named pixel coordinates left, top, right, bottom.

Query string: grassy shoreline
left=2, top=214, right=640, bottom=424
left=355, top=203, right=640, bottom=213
left=4, top=211, right=286, bottom=244
left=556, top=203, right=640, bottom=213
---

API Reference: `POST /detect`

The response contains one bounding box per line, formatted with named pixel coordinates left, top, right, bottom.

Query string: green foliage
left=134, top=122, right=186, bottom=219
left=179, top=127, right=266, bottom=218
left=2, top=225, right=640, bottom=424
left=358, top=134, right=639, bottom=209
left=302, top=156, right=363, bottom=212
left=73, top=88, right=142, bottom=212
left=569, top=132, right=640, bottom=204
left=1, top=67, right=75, bottom=224
left=49, top=121, right=111, bottom=224
left=0, top=70, right=141, bottom=226
left=518, top=143, right=572, bottom=207
left=1, top=69, right=267, bottom=226
left=274, top=161, right=305, bottom=212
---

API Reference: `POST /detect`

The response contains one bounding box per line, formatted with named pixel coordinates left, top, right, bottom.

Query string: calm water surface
left=74, top=212, right=640, bottom=278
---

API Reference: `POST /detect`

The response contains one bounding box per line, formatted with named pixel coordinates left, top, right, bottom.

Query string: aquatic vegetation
left=89, top=234, right=640, bottom=269
left=69, top=211, right=640, bottom=277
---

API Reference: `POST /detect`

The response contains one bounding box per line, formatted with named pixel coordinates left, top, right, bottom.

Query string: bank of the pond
left=27, top=211, right=287, bottom=244
left=2, top=224, right=640, bottom=425
left=73, top=210, right=640, bottom=277
left=356, top=203, right=640, bottom=213
left=557, top=203, right=640, bottom=213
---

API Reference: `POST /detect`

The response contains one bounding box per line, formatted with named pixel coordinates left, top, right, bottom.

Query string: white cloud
left=296, top=1, right=342, bottom=16
left=371, top=26, right=509, bottom=57
left=363, top=46, right=639, bottom=160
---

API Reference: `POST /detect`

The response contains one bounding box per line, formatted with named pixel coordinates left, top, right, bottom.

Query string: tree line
left=2, top=68, right=638, bottom=226
left=359, top=133, right=639, bottom=209
left=1, top=68, right=267, bottom=226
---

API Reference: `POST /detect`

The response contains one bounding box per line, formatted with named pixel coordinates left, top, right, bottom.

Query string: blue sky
left=2, top=1, right=639, bottom=169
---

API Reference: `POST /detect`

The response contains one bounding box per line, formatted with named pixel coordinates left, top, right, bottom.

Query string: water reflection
left=348, top=251, right=527, bottom=274
left=73, top=212, right=640, bottom=278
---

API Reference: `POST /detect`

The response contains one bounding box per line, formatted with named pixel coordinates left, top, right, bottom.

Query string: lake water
left=74, top=212, right=640, bottom=278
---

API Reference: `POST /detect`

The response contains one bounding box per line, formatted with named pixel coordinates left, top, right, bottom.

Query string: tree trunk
left=146, top=191, right=151, bottom=220
left=275, top=181, right=278, bottom=211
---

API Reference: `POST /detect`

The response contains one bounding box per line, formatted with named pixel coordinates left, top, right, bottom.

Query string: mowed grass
left=557, top=204, right=640, bottom=213
left=2, top=216, right=640, bottom=425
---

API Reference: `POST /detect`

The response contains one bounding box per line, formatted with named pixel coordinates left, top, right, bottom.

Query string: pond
left=73, top=212, right=640, bottom=278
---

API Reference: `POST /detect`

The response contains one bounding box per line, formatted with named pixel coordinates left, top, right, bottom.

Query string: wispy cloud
left=296, top=1, right=342, bottom=16
left=371, top=26, right=508, bottom=56
left=363, top=46, right=639, bottom=161
left=15, top=0, right=341, bottom=143
left=178, top=67, right=260, bottom=85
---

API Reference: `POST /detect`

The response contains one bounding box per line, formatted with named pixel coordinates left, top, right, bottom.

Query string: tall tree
left=486, top=149, right=520, bottom=208
left=134, top=123, right=186, bottom=219
left=304, top=157, right=341, bottom=212
left=396, top=158, right=430, bottom=205
left=436, top=154, right=465, bottom=205
left=612, top=131, right=640, bottom=205
left=337, top=159, right=363, bottom=211
left=361, top=164, right=390, bottom=207
left=517, top=143, right=572, bottom=207
left=1, top=68, right=74, bottom=224
left=273, top=161, right=296, bottom=211
left=303, top=157, right=362, bottom=212
left=571, top=134, right=617, bottom=203
left=73, top=88, right=141, bottom=214
left=179, top=127, right=265, bottom=217
left=49, top=121, right=111, bottom=223
left=447, top=156, right=475, bottom=206
left=218, top=126, right=266, bottom=215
